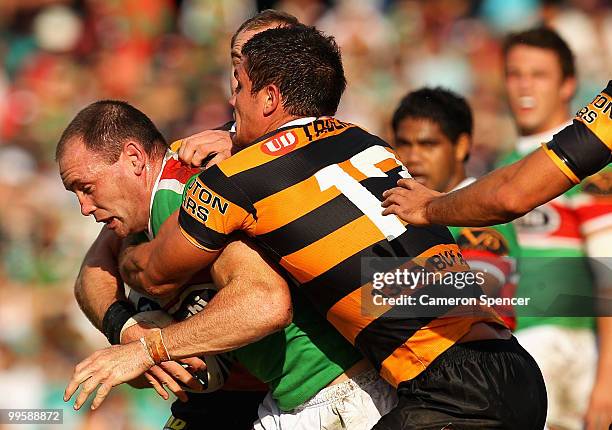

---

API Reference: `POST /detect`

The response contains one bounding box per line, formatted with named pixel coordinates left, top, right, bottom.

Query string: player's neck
left=268, top=114, right=309, bottom=133
left=443, top=170, right=467, bottom=193
left=519, top=109, right=571, bottom=137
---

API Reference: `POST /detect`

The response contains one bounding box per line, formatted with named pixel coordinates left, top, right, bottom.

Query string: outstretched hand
left=381, top=179, right=443, bottom=226
left=64, top=340, right=155, bottom=411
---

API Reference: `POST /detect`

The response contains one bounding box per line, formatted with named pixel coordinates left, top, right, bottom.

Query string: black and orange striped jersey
left=178, top=117, right=504, bottom=386
left=544, top=80, right=612, bottom=183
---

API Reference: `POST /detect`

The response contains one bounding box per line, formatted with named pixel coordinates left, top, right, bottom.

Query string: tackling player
left=66, top=25, right=547, bottom=429
left=59, top=100, right=395, bottom=429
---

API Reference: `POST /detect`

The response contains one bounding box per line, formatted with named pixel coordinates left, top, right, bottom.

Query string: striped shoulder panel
left=178, top=165, right=257, bottom=251
left=150, top=155, right=201, bottom=237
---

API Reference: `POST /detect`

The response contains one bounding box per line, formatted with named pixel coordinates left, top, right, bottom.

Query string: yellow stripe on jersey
left=379, top=316, right=475, bottom=386
left=254, top=176, right=340, bottom=235
left=541, top=142, right=580, bottom=184
left=325, top=243, right=469, bottom=343
left=326, top=285, right=383, bottom=344
left=254, top=155, right=406, bottom=235
left=280, top=216, right=385, bottom=283
left=575, top=91, right=612, bottom=150
left=220, top=119, right=356, bottom=177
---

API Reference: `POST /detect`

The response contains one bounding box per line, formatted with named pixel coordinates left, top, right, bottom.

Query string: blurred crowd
left=0, top=0, right=610, bottom=428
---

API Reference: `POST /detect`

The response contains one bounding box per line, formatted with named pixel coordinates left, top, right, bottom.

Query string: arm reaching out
left=382, top=81, right=612, bottom=227
left=382, top=149, right=573, bottom=226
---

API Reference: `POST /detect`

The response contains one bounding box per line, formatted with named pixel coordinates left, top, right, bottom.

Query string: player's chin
left=107, top=220, right=130, bottom=238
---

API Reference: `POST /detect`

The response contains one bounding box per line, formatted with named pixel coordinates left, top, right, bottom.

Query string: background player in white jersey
left=498, top=28, right=611, bottom=430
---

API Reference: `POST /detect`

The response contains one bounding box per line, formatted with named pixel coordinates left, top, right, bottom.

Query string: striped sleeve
left=178, top=165, right=256, bottom=251
left=544, top=81, right=612, bottom=183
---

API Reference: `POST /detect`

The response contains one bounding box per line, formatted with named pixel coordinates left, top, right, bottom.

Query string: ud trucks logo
left=261, top=130, right=298, bottom=156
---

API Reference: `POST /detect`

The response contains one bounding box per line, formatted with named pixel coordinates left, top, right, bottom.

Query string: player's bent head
left=56, top=100, right=167, bottom=164
left=503, top=27, right=575, bottom=81
left=56, top=100, right=167, bottom=237
left=241, top=24, right=346, bottom=118
left=391, top=87, right=472, bottom=193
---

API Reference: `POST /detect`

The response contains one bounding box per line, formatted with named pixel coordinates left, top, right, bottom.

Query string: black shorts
left=373, top=337, right=547, bottom=430
left=163, top=390, right=267, bottom=430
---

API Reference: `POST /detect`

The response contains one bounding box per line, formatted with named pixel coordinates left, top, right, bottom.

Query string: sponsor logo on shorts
left=260, top=130, right=298, bottom=156
left=164, top=415, right=187, bottom=430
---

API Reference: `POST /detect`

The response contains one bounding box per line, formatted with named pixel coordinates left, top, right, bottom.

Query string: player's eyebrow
left=63, top=178, right=81, bottom=191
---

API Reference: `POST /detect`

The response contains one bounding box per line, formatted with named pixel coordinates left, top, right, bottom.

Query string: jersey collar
left=146, top=149, right=175, bottom=239
left=450, top=177, right=476, bottom=192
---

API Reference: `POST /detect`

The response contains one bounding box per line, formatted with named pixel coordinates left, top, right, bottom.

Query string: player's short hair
left=230, top=9, right=299, bottom=49
left=241, top=25, right=346, bottom=117
left=392, top=87, right=473, bottom=144
left=503, top=27, right=575, bottom=80
left=56, top=100, right=168, bottom=164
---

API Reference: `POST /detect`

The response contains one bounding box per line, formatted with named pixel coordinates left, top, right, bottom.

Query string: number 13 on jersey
left=315, top=145, right=410, bottom=241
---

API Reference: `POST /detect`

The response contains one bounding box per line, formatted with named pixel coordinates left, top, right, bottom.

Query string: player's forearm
left=426, top=148, right=572, bottom=226
left=75, top=227, right=125, bottom=331
left=162, top=276, right=292, bottom=358
left=119, top=215, right=199, bottom=298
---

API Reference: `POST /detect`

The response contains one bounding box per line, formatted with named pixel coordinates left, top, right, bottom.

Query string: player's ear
left=123, top=141, right=146, bottom=175
left=262, top=84, right=281, bottom=117
left=560, top=75, right=577, bottom=103
left=455, top=133, right=471, bottom=163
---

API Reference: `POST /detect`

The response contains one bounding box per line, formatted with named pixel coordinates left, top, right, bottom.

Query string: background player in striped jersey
left=58, top=99, right=396, bottom=429
left=383, top=29, right=612, bottom=430
left=66, top=24, right=547, bottom=428
left=390, top=87, right=520, bottom=331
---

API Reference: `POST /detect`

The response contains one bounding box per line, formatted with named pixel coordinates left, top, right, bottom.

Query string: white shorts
left=516, top=325, right=596, bottom=430
left=253, top=369, right=398, bottom=430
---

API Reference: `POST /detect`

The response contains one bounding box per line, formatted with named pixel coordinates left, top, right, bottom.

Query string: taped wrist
left=143, top=328, right=171, bottom=365
left=102, top=300, right=137, bottom=345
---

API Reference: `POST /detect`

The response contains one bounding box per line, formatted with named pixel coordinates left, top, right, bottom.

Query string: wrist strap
left=143, top=328, right=171, bottom=365
left=102, top=301, right=137, bottom=345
